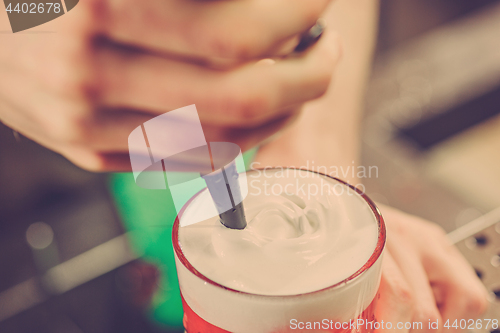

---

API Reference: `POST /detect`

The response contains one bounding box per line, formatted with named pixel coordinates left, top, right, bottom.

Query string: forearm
left=254, top=0, right=379, bottom=184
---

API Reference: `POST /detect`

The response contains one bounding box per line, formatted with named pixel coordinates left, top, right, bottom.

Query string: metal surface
left=450, top=209, right=500, bottom=331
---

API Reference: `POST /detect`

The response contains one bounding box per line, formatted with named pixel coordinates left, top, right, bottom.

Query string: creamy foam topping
left=178, top=171, right=378, bottom=296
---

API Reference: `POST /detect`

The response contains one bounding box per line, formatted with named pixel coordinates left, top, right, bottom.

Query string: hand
left=376, top=205, right=489, bottom=333
left=0, top=0, right=341, bottom=171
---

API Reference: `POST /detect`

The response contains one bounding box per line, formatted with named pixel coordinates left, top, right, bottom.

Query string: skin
left=0, top=0, right=489, bottom=330
left=255, top=0, right=489, bottom=331
left=0, top=0, right=340, bottom=170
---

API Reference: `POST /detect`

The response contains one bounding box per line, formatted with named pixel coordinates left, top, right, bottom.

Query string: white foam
left=176, top=169, right=382, bottom=332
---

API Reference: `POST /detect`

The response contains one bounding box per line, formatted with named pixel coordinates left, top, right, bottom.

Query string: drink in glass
left=173, top=168, right=385, bottom=333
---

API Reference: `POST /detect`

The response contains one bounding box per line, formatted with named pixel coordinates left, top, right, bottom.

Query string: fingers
left=203, top=107, right=301, bottom=152
left=65, top=106, right=300, bottom=171
left=376, top=252, right=414, bottom=333
left=0, top=0, right=338, bottom=173
left=60, top=149, right=132, bottom=172
left=57, top=110, right=299, bottom=172
left=423, top=243, right=489, bottom=327
left=102, top=0, right=333, bottom=60
left=16, top=104, right=299, bottom=172
left=98, top=31, right=341, bottom=127
left=386, top=229, right=443, bottom=333
left=1, top=70, right=302, bottom=172
left=380, top=206, right=489, bottom=333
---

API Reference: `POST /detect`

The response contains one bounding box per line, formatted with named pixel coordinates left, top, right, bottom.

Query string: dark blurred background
left=1, top=1, right=500, bottom=332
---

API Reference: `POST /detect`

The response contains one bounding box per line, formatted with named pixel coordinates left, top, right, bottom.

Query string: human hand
left=375, top=205, right=489, bottom=333
left=0, top=0, right=341, bottom=171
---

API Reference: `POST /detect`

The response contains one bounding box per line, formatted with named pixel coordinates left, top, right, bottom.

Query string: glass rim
left=172, top=167, right=386, bottom=299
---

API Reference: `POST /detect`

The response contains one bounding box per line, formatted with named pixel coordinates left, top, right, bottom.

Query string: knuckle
left=413, top=306, right=441, bottom=323
left=464, top=292, right=489, bottom=316
left=207, top=31, right=253, bottom=59
left=220, top=89, right=270, bottom=124
left=41, top=60, right=97, bottom=100
left=47, top=110, right=94, bottom=145
left=38, top=41, right=98, bottom=100
left=205, top=35, right=227, bottom=58
left=392, top=282, right=415, bottom=307
left=61, top=79, right=95, bottom=100
left=75, top=0, right=105, bottom=30
left=237, top=95, right=269, bottom=122
left=448, top=279, right=489, bottom=317
left=78, top=0, right=101, bottom=16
